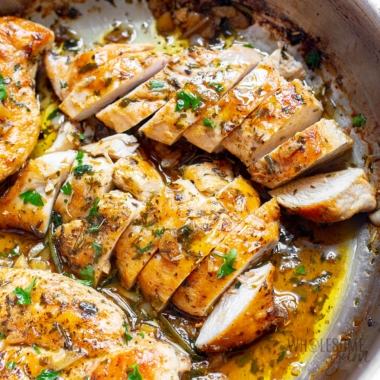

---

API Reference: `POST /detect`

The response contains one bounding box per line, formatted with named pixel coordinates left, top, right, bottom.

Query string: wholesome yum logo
left=287, top=337, right=369, bottom=376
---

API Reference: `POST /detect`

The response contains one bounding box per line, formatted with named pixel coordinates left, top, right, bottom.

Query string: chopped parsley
left=73, top=164, right=94, bottom=177
left=78, top=265, right=95, bottom=286
left=209, top=82, right=224, bottom=93
left=0, top=245, right=20, bottom=258
left=175, top=90, right=203, bottom=112
left=294, top=265, right=307, bottom=275
left=13, top=277, right=37, bottom=305
left=60, top=80, right=68, bottom=89
left=71, top=132, right=85, bottom=141
left=47, top=108, right=60, bottom=120
left=0, top=74, right=8, bottom=102
left=0, top=332, right=4, bottom=340
left=243, top=43, right=254, bottom=48
left=76, top=151, right=84, bottom=165
left=51, top=211, right=63, bottom=227
left=19, top=190, right=44, bottom=207
left=352, top=114, right=366, bottom=128
left=78, top=62, right=98, bottom=73
left=139, top=331, right=145, bottom=338
left=89, top=198, right=100, bottom=217
left=123, top=323, right=133, bottom=345
left=149, top=80, right=165, bottom=90
left=213, top=248, right=237, bottom=278
left=89, top=225, right=101, bottom=233
left=60, top=182, right=72, bottom=195
left=127, top=363, right=143, bottom=380
left=14, top=64, right=21, bottom=71
left=154, top=228, right=165, bottom=237
left=277, top=348, right=286, bottom=362
left=203, top=117, right=216, bottom=129
left=6, top=361, right=16, bottom=370
left=36, top=369, right=60, bottom=380
left=92, top=242, right=102, bottom=263
left=132, top=241, right=153, bottom=253
left=33, top=344, right=41, bottom=354
left=305, top=51, right=320, bottom=69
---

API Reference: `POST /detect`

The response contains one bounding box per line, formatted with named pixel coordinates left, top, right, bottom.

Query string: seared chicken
left=196, top=263, right=279, bottom=352
left=222, top=79, right=323, bottom=166
left=80, top=134, right=139, bottom=162
left=96, top=47, right=221, bottom=133
left=44, top=43, right=154, bottom=100
left=137, top=176, right=261, bottom=312
left=0, top=17, right=54, bottom=182
left=54, top=190, right=143, bottom=284
left=115, top=179, right=205, bottom=289
left=248, top=118, right=354, bottom=188
left=54, top=153, right=114, bottom=223
left=59, top=51, right=168, bottom=120
left=172, top=198, right=280, bottom=316
left=45, top=121, right=83, bottom=153
left=0, top=151, right=76, bottom=237
left=0, top=269, right=190, bottom=379
left=269, top=168, right=377, bottom=223
left=183, top=160, right=234, bottom=196
left=139, top=46, right=262, bottom=145
left=113, top=155, right=164, bottom=201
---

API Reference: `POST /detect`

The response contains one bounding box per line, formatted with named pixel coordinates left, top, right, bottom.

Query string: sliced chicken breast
left=248, top=118, right=354, bottom=188
left=269, top=168, right=377, bottom=223
left=115, top=179, right=205, bottom=289
left=80, top=134, right=139, bottom=162
left=182, top=160, right=234, bottom=196
left=222, top=79, right=323, bottom=166
left=0, top=269, right=190, bottom=379
left=59, top=51, right=168, bottom=120
left=45, top=121, right=83, bottom=153
left=196, top=263, right=279, bottom=352
left=44, top=43, right=154, bottom=100
left=0, top=17, right=54, bottom=182
left=113, top=155, right=164, bottom=201
left=139, top=46, right=262, bottom=145
left=54, top=191, right=143, bottom=284
left=54, top=153, right=114, bottom=223
left=0, top=151, right=76, bottom=237
left=96, top=47, right=219, bottom=133
left=137, top=177, right=261, bottom=312
left=172, top=198, right=280, bottom=317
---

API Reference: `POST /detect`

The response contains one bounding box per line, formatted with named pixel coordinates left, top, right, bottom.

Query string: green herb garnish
left=71, top=132, right=85, bottom=141
left=89, top=198, right=100, bottom=217
left=149, top=80, right=165, bottom=90
left=175, top=90, right=203, bottom=112
left=294, top=265, right=307, bottom=275
left=352, top=114, right=366, bottom=128
left=132, top=241, right=153, bottom=253
left=6, top=361, right=16, bottom=370
left=277, top=349, right=286, bottom=363
left=92, top=242, right=102, bottom=264
left=60, top=182, right=72, bottom=195
left=78, top=265, right=94, bottom=286
left=123, top=323, right=133, bottom=345
left=73, top=164, right=94, bottom=177
left=243, top=43, right=254, bottom=48
left=47, top=108, right=60, bottom=120
left=305, top=51, right=320, bottom=69
left=19, top=190, right=44, bottom=206
left=0, top=74, right=8, bottom=102
left=36, top=369, right=60, bottom=380
left=0, top=245, right=20, bottom=258
left=60, top=80, right=68, bottom=89
left=203, top=117, right=216, bottom=128
left=213, top=248, right=237, bottom=278
left=78, top=62, right=98, bottom=73
left=76, top=151, right=84, bottom=165
left=33, top=344, right=41, bottom=354
left=209, top=82, right=224, bottom=93
left=154, top=228, right=165, bottom=237
left=13, top=277, right=37, bottom=305
left=127, top=363, right=143, bottom=380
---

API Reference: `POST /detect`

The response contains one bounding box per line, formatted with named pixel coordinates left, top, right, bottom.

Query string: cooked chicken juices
left=0, top=12, right=377, bottom=380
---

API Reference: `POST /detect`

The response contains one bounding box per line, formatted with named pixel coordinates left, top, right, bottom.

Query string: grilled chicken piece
left=222, top=79, right=323, bottom=166
left=172, top=198, right=280, bottom=316
left=0, top=17, right=54, bottom=182
left=116, top=180, right=205, bottom=289
left=269, top=168, right=377, bottom=223
left=196, top=263, right=279, bottom=352
left=59, top=51, right=168, bottom=120
left=183, top=160, right=233, bottom=196
left=248, top=118, right=354, bottom=188
left=113, top=155, right=164, bottom=201
left=54, top=191, right=143, bottom=284
left=45, top=121, right=83, bottom=153
left=80, top=134, right=139, bottom=162
left=0, top=151, right=76, bottom=237
left=139, top=46, right=262, bottom=145
left=0, top=269, right=190, bottom=379
left=266, top=48, right=306, bottom=81
left=96, top=47, right=219, bottom=133
left=137, top=177, right=260, bottom=312
left=44, top=43, right=154, bottom=100
left=54, top=153, right=114, bottom=223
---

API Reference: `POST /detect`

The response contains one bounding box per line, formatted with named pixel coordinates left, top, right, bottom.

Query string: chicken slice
left=115, top=180, right=205, bottom=289
left=54, top=191, right=143, bottom=284
left=196, top=263, right=279, bottom=352
left=54, top=153, right=114, bottom=223
left=0, top=17, right=54, bottom=182
left=139, top=46, right=262, bottom=145
left=182, top=160, right=234, bottom=196
left=0, top=151, right=76, bottom=237
left=222, top=79, right=323, bottom=166
left=0, top=269, right=190, bottom=379
left=60, top=51, right=168, bottom=120
left=113, top=155, right=164, bottom=201
left=80, top=134, right=139, bottom=162
left=96, top=47, right=219, bottom=133
left=172, top=198, right=280, bottom=317
left=269, top=168, right=377, bottom=223
left=45, top=121, right=83, bottom=153
left=137, top=177, right=260, bottom=312
left=248, top=118, right=354, bottom=188
left=44, top=43, right=154, bottom=100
